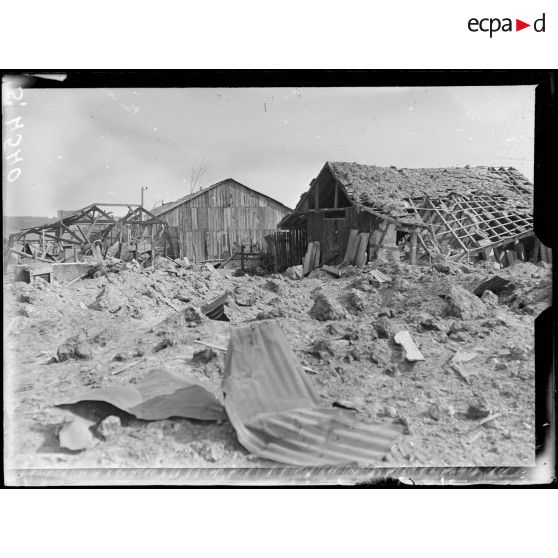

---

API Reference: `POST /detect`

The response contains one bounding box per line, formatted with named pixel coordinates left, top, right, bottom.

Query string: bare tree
left=188, top=156, right=212, bottom=194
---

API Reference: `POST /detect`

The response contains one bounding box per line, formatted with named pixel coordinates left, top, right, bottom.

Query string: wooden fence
left=265, top=229, right=308, bottom=272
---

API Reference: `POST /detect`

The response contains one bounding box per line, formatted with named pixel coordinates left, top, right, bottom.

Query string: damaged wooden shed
left=8, top=203, right=170, bottom=266
left=151, top=178, right=291, bottom=263
left=279, top=161, right=549, bottom=268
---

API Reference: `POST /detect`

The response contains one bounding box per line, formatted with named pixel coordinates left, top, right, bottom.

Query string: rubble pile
left=4, top=253, right=549, bottom=470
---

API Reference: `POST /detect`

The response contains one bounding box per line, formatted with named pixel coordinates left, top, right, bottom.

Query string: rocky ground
left=3, top=256, right=551, bottom=471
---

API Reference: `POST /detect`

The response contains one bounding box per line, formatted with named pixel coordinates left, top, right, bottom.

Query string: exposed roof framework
left=10, top=203, right=166, bottom=262
left=408, top=193, right=533, bottom=261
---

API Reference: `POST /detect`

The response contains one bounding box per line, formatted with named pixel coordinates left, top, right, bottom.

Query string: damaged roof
left=327, top=162, right=533, bottom=223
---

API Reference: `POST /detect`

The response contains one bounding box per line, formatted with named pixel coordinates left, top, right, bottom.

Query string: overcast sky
left=3, top=85, right=535, bottom=217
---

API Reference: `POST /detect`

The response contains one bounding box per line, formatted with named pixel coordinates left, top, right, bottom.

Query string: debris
left=61, top=369, right=226, bottom=421
left=464, top=413, right=503, bottom=434
left=284, top=265, right=303, bottom=280
left=234, top=287, right=256, bottom=307
left=369, top=269, right=390, bottom=284
left=309, top=291, right=348, bottom=321
left=59, top=416, right=98, bottom=451
left=192, top=348, right=217, bottom=363
left=303, top=241, right=321, bottom=276
left=465, top=402, right=491, bottom=420
left=97, top=415, right=122, bottom=439
left=446, top=285, right=488, bottom=320
left=480, top=290, right=499, bottom=307
left=507, top=346, right=530, bottom=361
left=255, top=307, right=286, bottom=320
left=394, top=330, right=425, bottom=362
left=450, top=351, right=478, bottom=366
left=433, top=263, right=451, bottom=275
left=65, top=273, right=89, bottom=288
left=161, top=297, right=180, bottom=312
left=201, top=294, right=230, bottom=321
left=450, top=364, right=471, bottom=384
left=88, top=285, right=123, bottom=313
left=79, top=302, right=89, bottom=311
left=57, top=335, right=93, bottom=362
left=473, top=276, right=515, bottom=297
left=111, top=357, right=146, bottom=376
left=375, top=317, right=394, bottom=339
left=420, top=315, right=447, bottom=333
left=322, top=265, right=344, bottom=278
left=223, top=322, right=403, bottom=465
left=428, top=404, right=441, bottom=421
left=348, top=288, right=367, bottom=311
left=194, top=339, right=317, bottom=375
left=153, top=336, right=174, bottom=352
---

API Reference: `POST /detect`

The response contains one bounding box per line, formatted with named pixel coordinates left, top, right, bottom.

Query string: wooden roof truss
left=408, top=194, right=533, bottom=261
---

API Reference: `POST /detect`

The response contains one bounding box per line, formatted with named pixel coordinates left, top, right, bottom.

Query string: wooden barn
left=279, top=161, right=549, bottom=269
left=152, top=178, right=291, bottom=262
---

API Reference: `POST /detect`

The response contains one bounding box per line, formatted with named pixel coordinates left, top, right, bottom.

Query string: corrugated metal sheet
left=62, top=369, right=225, bottom=421
left=223, top=322, right=403, bottom=466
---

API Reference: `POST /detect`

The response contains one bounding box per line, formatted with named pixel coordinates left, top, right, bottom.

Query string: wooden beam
left=409, top=232, right=417, bottom=264
left=334, top=182, right=339, bottom=209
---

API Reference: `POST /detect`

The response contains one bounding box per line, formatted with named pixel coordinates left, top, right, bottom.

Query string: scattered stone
left=507, top=346, right=530, bottom=361
left=97, top=415, right=122, bottom=439
left=306, top=339, right=334, bottom=359
left=466, top=402, right=491, bottom=420
left=234, top=287, right=256, bottom=307
left=392, top=416, right=411, bottom=435
left=383, top=366, right=397, bottom=377
left=420, top=315, right=447, bottom=333
left=57, top=335, right=93, bottom=362
left=449, top=332, right=468, bottom=343
left=192, top=348, right=217, bottom=363
left=263, top=280, right=281, bottom=294
left=446, top=285, right=488, bottom=320
left=309, top=291, right=347, bottom=321
left=284, top=265, right=303, bottom=280
left=348, top=288, right=367, bottom=311
left=153, top=336, right=173, bottom=352
left=88, top=285, right=123, bottom=313
left=428, top=404, right=441, bottom=421
left=394, top=330, right=425, bottom=362
left=379, top=405, right=398, bottom=418
left=375, top=317, right=394, bottom=339
left=325, top=323, right=342, bottom=336
left=433, top=263, right=451, bottom=274
left=343, top=348, right=361, bottom=362
left=481, top=289, right=499, bottom=307
left=59, top=416, right=97, bottom=451
left=450, top=351, right=478, bottom=366
left=255, top=307, right=285, bottom=320
left=112, top=352, right=128, bottom=362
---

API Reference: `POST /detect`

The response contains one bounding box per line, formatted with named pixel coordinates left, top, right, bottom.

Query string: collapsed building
left=151, top=178, right=291, bottom=263
left=6, top=203, right=170, bottom=281
left=279, top=162, right=550, bottom=269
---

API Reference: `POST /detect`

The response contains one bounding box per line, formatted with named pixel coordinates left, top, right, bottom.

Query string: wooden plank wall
left=158, top=180, right=290, bottom=262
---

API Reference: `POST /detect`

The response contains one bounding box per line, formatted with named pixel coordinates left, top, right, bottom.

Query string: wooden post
left=531, top=238, right=540, bottom=263
left=241, top=244, right=245, bottom=270
left=151, top=225, right=155, bottom=269
left=409, top=232, right=417, bottom=265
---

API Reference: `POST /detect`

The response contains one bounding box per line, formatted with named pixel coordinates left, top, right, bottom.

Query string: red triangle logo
left=516, top=19, right=530, bottom=31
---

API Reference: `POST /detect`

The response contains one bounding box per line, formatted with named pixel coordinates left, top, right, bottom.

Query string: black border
left=2, top=70, right=556, bottom=488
